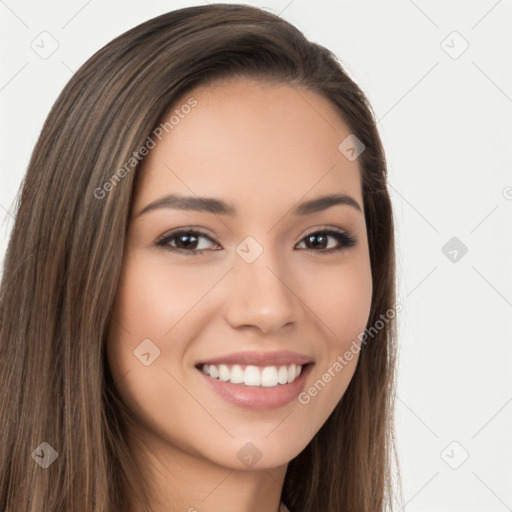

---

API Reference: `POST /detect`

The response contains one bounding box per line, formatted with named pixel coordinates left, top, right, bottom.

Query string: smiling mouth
left=194, top=362, right=312, bottom=387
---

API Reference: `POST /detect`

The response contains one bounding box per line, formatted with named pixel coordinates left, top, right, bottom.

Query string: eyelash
left=154, top=227, right=357, bottom=256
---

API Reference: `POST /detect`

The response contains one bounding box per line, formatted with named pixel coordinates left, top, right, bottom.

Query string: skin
left=106, top=77, right=373, bottom=512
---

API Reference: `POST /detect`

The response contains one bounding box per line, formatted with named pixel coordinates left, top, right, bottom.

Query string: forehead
left=134, top=78, right=363, bottom=214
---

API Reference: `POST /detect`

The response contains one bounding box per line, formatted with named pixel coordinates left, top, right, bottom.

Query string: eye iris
left=175, top=233, right=198, bottom=249
left=306, top=233, right=327, bottom=249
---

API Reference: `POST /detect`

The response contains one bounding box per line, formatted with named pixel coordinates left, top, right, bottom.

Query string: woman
left=0, top=4, right=400, bottom=511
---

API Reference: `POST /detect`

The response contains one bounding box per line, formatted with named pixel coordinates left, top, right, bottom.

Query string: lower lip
left=196, top=364, right=313, bottom=410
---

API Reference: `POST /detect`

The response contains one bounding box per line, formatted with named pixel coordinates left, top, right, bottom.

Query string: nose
left=223, top=249, right=301, bottom=335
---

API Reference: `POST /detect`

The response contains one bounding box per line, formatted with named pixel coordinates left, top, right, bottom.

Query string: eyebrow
left=136, top=192, right=363, bottom=217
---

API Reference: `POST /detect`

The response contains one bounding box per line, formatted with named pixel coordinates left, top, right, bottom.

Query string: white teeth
left=200, top=363, right=304, bottom=387
left=218, top=364, right=230, bottom=381
left=261, top=366, right=278, bottom=387
left=277, top=366, right=289, bottom=384
left=229, top=364, right=244, bottom=384
left=287, top=364, right=296, bottom=383
left=244, top=365, right=261, bottom=386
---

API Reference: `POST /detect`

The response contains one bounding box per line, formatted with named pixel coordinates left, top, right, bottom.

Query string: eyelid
left=155, top=225, right=214, bottom=239
left=301, top=225, right=350, bottom=238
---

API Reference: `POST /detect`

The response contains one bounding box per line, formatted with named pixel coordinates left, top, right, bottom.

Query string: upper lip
left=195, top=350, right=314, bottom=367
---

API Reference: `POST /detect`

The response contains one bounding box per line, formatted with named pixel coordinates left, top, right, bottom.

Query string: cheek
left=106, top=251, right=224, bottom=394
left=294, top=258, right=372, bottom=434
left=305, top=256, right=373, bottom=348
left=109, top=252, right=217, bottom=341
left=105, top=254, right=210, bottom=427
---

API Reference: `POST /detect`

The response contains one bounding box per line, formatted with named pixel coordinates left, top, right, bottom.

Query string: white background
left=1, top=1, right=511, bottom=510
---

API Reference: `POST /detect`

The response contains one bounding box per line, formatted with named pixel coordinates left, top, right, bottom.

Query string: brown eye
left=155, top=230, right=220, bottom=255
left=155, top=228, right=356, bottom=256
left=296, top=230, right=356, bottom=252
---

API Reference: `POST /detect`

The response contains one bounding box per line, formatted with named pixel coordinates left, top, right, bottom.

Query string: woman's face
left=107, top=77, right=373, bottom=471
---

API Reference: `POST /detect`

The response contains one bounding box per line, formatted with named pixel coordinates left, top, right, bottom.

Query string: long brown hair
left=0, top=4, right=400, bottom=511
